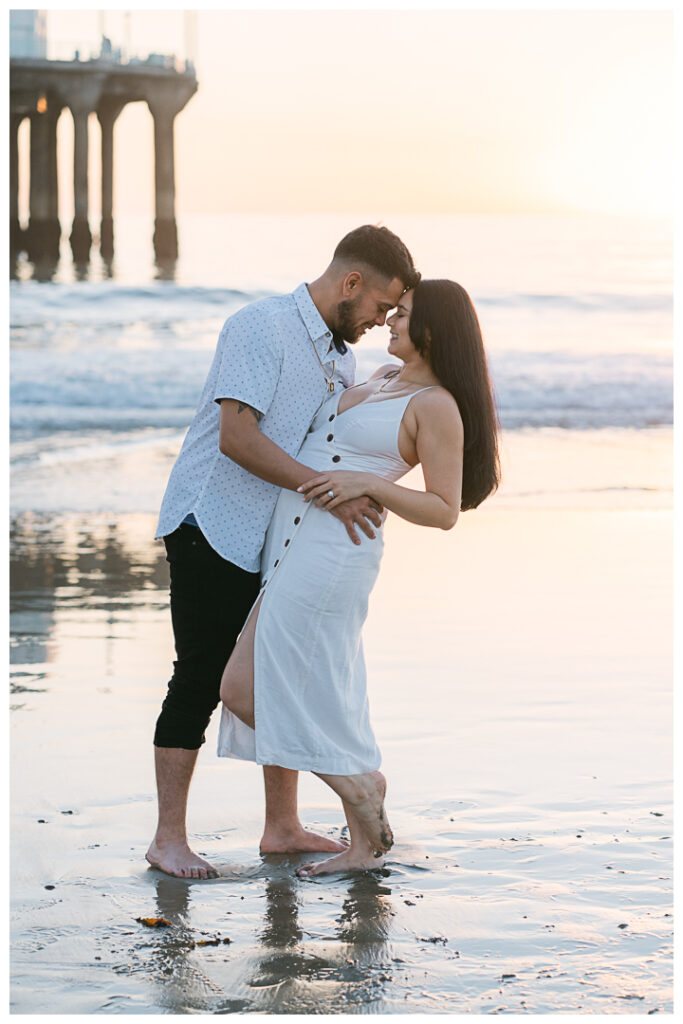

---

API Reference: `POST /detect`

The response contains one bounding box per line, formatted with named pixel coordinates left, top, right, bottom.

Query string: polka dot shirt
left=155, top=284, right=356, bottom=572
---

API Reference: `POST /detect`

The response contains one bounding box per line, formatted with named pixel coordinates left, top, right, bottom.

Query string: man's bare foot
left=146, top=840, right=219, bottom=879
left=259, top=826, right=349, bottom=855
left=296, top=849, right=385, bottom=877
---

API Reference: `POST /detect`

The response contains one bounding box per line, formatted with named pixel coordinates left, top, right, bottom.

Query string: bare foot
left=259, top=826, right=348, bottom=855
left=146, top=840, right=219, bottom=880
left=344, top=771, right=393, bottom=854
left=297, top=849, right=385, bottom=877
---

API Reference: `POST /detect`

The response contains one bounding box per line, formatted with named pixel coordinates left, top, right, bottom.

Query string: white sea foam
left=11, top=338, right=672, bottom=433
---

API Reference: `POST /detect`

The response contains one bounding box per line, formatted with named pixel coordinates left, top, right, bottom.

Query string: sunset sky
left=18, top=6, right=674, bottom=220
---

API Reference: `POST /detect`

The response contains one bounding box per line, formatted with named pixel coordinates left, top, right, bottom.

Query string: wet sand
left=10, top=432, right=673, bottom=1014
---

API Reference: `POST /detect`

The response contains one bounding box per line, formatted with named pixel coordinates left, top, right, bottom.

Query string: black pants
left=153, top=524, right=261, bottom=749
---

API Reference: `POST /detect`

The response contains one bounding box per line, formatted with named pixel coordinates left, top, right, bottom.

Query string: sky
left=14, top=6, right=675, bottom=219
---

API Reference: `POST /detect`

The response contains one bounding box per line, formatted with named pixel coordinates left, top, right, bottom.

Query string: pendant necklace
left=310, top=338, right=336, bottom=393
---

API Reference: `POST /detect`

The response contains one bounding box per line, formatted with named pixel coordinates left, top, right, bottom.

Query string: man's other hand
left=329, top=497, right=384, bottom=545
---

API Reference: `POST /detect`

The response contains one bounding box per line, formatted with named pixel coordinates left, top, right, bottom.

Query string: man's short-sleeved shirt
left=155, top=284, right=356, bottom=572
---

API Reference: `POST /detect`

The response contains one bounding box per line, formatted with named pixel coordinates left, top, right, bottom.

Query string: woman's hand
left=298, top=471, right=376, bottom=510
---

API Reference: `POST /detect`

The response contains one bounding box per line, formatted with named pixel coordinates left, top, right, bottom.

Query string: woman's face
left=386, top=289, right=415, bottom=361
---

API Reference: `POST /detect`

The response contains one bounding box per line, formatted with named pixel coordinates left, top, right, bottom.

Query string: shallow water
left=10, top=480, right=673, bottom=1013
left=10, top=798, right=673, bottom=1014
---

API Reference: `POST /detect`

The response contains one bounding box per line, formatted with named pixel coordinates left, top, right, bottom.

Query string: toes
left=146, top=850, right=219, bottom=880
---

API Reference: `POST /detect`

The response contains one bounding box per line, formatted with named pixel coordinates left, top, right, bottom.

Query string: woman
left=217, top=279, right=500, bottom=876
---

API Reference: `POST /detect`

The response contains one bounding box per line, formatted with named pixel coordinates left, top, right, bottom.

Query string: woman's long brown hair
left=409, top=279, right=500, bottom=509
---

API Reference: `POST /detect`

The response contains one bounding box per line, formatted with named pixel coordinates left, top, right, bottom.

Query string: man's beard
left=334, top=296, right=364, bottom=345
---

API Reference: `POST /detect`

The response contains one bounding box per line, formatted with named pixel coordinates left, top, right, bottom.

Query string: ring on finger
left=327, top=490, right=335, bottom=499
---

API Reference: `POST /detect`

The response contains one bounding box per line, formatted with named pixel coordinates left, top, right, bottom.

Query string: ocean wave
left=9, top=279, right=672, bottom=329
left=10, top=346, right=673, bottom=431
left=9, top=276, right=673, bottom=432
left=9, top=282, right=264, bottom=328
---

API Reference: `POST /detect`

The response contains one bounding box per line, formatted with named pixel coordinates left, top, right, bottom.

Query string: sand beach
left=10, top=427, right=673, bottom=1014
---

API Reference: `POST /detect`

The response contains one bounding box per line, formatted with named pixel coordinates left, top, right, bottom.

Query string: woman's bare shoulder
left=413, top=386, right=464, bottom=434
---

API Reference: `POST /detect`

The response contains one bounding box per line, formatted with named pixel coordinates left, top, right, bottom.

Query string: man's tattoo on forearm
left=237, top=402, right=263, bottom=423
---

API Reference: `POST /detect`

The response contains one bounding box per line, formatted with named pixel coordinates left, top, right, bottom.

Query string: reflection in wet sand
left=249, top=870, right=394, bottom=1012
left=10, top=513, right=169, bottom=705
left=259, top=868, right=303, bottom=948
left=145, top=877, right=242, bottom=1014
left=116, top=861, right=398, bottom=1013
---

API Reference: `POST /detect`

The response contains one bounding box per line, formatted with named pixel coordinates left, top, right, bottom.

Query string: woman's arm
left=299, top=391, right=464, bottom=530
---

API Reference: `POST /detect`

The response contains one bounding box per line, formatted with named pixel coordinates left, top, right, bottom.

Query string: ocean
left=10, top=211, right=672, bottom=515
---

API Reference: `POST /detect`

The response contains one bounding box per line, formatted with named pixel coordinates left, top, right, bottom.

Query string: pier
left=10, top=53, right=198, bottom=262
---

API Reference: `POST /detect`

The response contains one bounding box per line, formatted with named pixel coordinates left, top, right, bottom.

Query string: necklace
left=309, top=338, right=336, bottom=393
left=376, top=371, right=436, bottom=394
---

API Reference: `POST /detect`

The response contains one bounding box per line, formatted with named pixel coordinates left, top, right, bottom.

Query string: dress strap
left=400, top=385, right=441, bottom=405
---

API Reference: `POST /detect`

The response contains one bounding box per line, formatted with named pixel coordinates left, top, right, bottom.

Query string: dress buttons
left=294, top=516, right=301, bottom=525
left=325, top=331, right=331, bottom=338
left=284, top=539, right=290, bottom=546
left=326, top=434, right=334, bottom=442
left=274, top=559, right=279, bottom=567
left=332, top=455, right=341, bottom=463
left=328, top=414, right=335, bottom=421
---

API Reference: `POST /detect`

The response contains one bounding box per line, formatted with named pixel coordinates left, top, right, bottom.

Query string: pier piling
left=97, top=99, right=125, bottom=257
left=10, top=113, right=23, bottom=251
left=10, top=54, right=197, bottom=263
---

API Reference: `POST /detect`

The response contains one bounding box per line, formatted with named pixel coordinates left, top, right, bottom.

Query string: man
left=147, top=225, right=420, bottom=878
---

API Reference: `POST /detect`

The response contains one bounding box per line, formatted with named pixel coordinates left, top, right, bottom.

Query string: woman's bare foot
left=297, top=849, right=385, bottom=877
left=260, top=826, right=348, bottom=855
left=146, top=840, right=219, bottom=880
left=338, top=771, right=393, bottom=854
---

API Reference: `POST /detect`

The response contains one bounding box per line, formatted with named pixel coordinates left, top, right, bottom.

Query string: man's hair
left=332, top=225, right=421, bottom=291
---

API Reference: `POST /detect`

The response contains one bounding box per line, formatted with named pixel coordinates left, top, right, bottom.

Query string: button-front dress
left=217, top=386, right=435, bottom=776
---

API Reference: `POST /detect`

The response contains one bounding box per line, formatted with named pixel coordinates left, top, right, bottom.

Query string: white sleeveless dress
left=217, top=386, right=435, bottom=775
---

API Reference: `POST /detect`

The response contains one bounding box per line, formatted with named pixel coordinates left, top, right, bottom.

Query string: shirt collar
left=293, top=283, right=334, bottom=349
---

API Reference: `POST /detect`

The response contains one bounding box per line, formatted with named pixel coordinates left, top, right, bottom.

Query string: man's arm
left=218, top=399, right=382, bottom=544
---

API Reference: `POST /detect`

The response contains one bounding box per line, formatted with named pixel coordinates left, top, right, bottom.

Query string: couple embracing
left=146, top=225, right=499, bottom=880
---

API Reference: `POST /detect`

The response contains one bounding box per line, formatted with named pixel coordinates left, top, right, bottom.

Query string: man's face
left=334, top=276, right=405, bottom=344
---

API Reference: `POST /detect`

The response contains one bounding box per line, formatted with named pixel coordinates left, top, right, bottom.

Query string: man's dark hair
left=333, top=225, right=421, bottom=291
